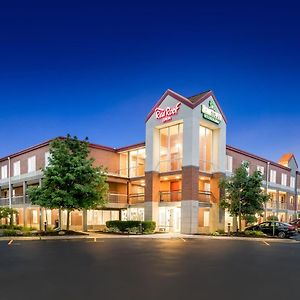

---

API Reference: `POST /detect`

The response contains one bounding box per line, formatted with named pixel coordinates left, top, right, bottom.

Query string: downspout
left=265, top=162, right=270, bottom=221
left=8, top=156, right=12, bottom=208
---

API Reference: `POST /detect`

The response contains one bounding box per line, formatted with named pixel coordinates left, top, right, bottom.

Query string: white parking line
left=8, top=240, right=13, bottom=245
left=181, top=238, right=186, bottom=242
left=263, top=241, right=270, bottom=246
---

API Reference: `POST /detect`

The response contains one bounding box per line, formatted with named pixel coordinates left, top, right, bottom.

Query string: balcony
left=0, top=196, right=31, bottom=206
left=266, top=201, right=276, bottom=209
left=158, top=158, right=182, bottom=173
left=128, top=193, right=145, bottom=204
left=108, top=193, right=128, bottom=204
left=278, top=202, right=287, bottom=210
left=160, top=191, right=182, bottom=202
left=109, top=166, right=145, bottom=178
left=199, top=160, right=218, bottom=173
left=198, top=191, right=212, bottom=203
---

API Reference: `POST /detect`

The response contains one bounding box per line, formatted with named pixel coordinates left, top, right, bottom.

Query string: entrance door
left=170, top=181, right=180, bottom=202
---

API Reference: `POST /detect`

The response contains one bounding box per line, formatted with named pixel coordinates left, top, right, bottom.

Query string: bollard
left=227, top=223, right=231, bottom=236
left=44, top=221, right=47, bottom=232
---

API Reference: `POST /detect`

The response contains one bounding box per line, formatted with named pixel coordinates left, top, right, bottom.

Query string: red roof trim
left=226, top=145, right=291, bottom=171
left=145, top=89, right=227, bottom=124
left=116, top=142, right=146, bottom=152
left=145, top=89, right=194, bottom=122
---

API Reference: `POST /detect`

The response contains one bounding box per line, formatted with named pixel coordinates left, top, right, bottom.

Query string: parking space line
left=263, top=241, right=270, bottom=246
left=181, top=238, right=186, bottom=242
left=8, top=240, right=13, bottom=246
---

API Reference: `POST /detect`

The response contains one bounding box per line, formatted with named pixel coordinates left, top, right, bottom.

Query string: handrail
left=157, top=158, right=182, bottom=173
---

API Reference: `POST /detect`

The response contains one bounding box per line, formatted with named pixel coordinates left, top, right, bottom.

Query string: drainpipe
left=8, top=156, right=12, bottom=208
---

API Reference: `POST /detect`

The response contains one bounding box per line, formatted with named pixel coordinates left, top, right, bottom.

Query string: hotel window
left=281, top=173, right=287, bottom=186
left=199, top=126, right=213, bottom=172
left=159, top=123, right=183, bottom=172
left=45, top=152, right=50, bottom=168
left=13, top=161, right=20, bottom=176
left=257, top=165, right=264, bottom=175
left=226, top=155, right=233, bottom=173
left=119, top=152, right=128, bottom=176
left=290, top=176, right=295, bottom=189
left=28, top=156, right=36, bottom=173
left=129, top=148, right=145, bottom=177
left=242, top=160, right=250, bottom=175
left=1, top=165, right=8, bottom=179
left=270, top=170, right=276, bottom=183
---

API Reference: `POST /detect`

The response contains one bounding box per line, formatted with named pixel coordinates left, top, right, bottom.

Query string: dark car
left=246, top=221, right=297, bottom=238
left=289, top=219, right=300, bottom=232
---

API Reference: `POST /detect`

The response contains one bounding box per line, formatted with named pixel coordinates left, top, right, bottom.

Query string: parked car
left=289, top=219, right=300, bottom=232
left=245, top=221, right=297, bottom=238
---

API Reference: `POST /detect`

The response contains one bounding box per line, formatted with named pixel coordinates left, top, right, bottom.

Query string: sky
left=0, top=0, right=300, bottom=162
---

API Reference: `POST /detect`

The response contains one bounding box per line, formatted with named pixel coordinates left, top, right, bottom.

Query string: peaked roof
left=145, top=89, right=227, bottom=123
left=278, top=153, right=298, bottom=168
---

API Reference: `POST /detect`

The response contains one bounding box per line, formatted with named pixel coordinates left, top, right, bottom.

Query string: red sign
left=155, top=103, right=181, bottom=123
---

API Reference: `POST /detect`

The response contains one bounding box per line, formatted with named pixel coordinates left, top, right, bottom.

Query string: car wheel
left=278, top=231, right=286, bottom=239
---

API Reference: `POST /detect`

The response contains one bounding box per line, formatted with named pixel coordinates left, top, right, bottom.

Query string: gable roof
left=145, top=89, right=227, bottom=123
left=278, top=153, right=298, bottom=168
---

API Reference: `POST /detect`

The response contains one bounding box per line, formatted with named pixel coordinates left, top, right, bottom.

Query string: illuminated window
left=45, top=152, right=50, bottom=168
left=281, top=173, right=287, bottom=186
left=129, top=148, right=145, bottom=177
left=290, top=176, right=295, bottom=188
left=28, top=156, right=36, bottom=173
left=159, top=123, right=183, bottom=172
left=270, top=170, right=276, bottom=183
left=257, top=165, right=264, bottom=175
left=226, top=155, right=233, bottom=172
left=199, top=126, right=213, bottom=172
left=13, top=161, right=20, bottom=176
left=1, top=165, right=8, bottom=179
left=242, top=160, right=250, bottom=175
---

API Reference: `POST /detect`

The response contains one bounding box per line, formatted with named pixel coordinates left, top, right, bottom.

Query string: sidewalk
left=1, top=232, right=299, bottom=243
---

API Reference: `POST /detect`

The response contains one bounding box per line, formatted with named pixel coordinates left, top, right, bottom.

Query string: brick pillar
left=144, top=171, right=160, bottom=226
left=181, top=166, right=199, bottom=234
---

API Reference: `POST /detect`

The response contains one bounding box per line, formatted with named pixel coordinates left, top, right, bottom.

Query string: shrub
left=267, top=215, right=279, bottom=221
left=0, top=224, right=22, bottom=230
left=244, top=230, right=265, bottom=237
left=106, top=220, right=156, bottom=234
left=216, top=229, right=225, bottom=235
left=2, top=229, right=17, bottom=236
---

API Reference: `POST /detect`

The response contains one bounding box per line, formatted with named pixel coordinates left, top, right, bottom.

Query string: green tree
left=0, top=207, right=19, bottom=226
left=28, top=135, right=108, bottom=230
left=220, top=162, right=269, bottom=231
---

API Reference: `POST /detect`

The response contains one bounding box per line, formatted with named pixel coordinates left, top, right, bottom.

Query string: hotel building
left=1, top=89, right=299, bottom=234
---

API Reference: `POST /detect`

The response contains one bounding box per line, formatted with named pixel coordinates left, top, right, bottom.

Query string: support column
left=144, top=171, right=160, bottom=226
left=275, top=190, right=279, bottom=217
left=181, top=166, right=199, bottom=234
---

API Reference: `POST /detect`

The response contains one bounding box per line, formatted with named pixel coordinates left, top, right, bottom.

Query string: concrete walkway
left=0, top=231, right=299, bottom=243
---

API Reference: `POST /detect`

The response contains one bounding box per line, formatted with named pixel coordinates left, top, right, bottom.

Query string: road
left=0, top=238, right=299, bottom=300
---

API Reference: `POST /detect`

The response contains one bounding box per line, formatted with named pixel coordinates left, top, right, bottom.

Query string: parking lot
left=0, top=238, right=300, bottom=300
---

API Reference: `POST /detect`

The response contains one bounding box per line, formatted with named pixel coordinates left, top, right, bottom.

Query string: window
left=290, top=176, right=295, bottom=189
left=1, top=165, right=8, bottom=179
left=257, top=165, right=264, bottom=175
left=242, top=160, right=249, bottom=175
left=281, top=173, right=287, bottom=186
left=13, top=161, right=20, bottom=176
left=159, top=123, right=183, bottom=172
left=45, top=152, right=50, bottom=167
left=226, top=155, right=233, bottom=172
left=199, top=126, right=213, bottom=172
left=129, top=148, right=145, bottom=177
left=270, top=170, right=276, bottom=183
left=28, top=156, right=36, bottom=173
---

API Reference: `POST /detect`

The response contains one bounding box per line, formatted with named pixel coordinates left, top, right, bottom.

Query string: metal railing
left=128, top=193, right=145, bottom=204
left=0, top=196, right=29, bottom=206
left=160, top=191, right=182, bottom=202
left=199, top=160, right=218, bottom=173
left=198, top=191, right=212, bottom=202
left=278, top=202, right=287, bottom=210
left=108, top=193, right=128, bottom=204
left=108, top=165, right=145, bottom=178
left=158, top=158, right=182, bottom=173
left=266, top=201, right=276, bottom=209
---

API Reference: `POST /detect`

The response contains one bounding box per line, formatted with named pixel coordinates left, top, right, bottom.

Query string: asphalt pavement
left=0, top=238, right=299, bottom=300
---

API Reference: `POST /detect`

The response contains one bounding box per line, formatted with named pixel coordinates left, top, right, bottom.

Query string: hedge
left=106, top=220, right=156, bottom=233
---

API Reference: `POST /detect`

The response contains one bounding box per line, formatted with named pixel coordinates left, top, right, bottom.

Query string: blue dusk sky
left=0, top=0, right=300, bottom=162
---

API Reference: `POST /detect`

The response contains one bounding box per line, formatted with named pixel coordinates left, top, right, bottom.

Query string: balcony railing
left=158, top=158, right=182, bottom=173
left=199, top=160, right=218, bottom=173
left=0, top=196, right=31, bottom=206
left=278, top=202, right=287, bottom=210
left=160, top=191, right=182, bottom=202
left=266, top=201, right=276, bottom=209
left=129, top=193, right=145, bottom=204
left=109, top=166, right=145, bottom=178
left=108, top=193, right=128, bottom=204
left=198, top=191, right=212, bottom=203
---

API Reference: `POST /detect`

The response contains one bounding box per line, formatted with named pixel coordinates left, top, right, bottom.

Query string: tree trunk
left=232, top=216, right=238, bottom=232
left=238, top=214, right=242, bottom=232
left=58, top=208, right=62, bottom=229
left=66, top=210, right=70, bottom=231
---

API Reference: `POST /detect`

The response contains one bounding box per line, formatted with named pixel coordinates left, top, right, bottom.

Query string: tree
left=220, top=162, right=269, bottom=232
left=28, top=135, right=109, bottom=230
left=0, top=207, right=19, bottom=226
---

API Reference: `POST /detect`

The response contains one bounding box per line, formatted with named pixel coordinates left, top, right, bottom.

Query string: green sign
left=201, top=100, right=222, bottom=124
